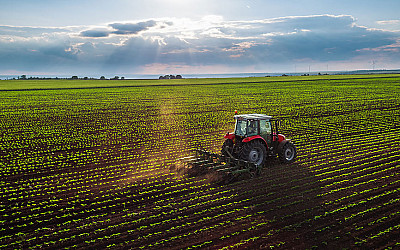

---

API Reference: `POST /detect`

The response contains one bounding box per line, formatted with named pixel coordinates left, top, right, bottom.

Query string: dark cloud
left=80, top=29, right=110, bottom=38
left=80, top=20, right=161, bottom=37
left=110, top=20, right=157, bottom=35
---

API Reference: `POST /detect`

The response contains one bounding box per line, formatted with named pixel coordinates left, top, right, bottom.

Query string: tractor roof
left=234, top=114, right=273, bottom=121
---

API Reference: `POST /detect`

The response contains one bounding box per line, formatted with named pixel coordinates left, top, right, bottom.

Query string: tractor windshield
left=235, top=119, right=247, bottom=136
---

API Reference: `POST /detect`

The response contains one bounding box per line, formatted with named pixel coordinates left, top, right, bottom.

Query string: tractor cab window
left=247, top=120, right=258, bottom=137
left=260, top=120, right=272, bottom=145
left=235, top=119, right=247, bottom=137
left=260, top=120, right=272, bottom=134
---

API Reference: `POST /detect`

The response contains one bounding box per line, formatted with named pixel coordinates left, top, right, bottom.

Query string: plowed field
left=1, top=75, right=399, bottom=249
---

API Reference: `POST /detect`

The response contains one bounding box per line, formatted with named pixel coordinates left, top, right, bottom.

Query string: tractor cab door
left=260, top=120, right=272, bottom=148
left=270, top=120, right=280, bottom=149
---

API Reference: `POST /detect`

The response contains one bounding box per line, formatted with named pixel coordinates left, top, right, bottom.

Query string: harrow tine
left=202, top=162, right=224, bottom=169
left=230, top=169, right=251, bottom=175
left=216, top=166, right=240, bottom=173
left=188, top=159, right=212, bottom=167
left=212, top=164, right=231, bottom=170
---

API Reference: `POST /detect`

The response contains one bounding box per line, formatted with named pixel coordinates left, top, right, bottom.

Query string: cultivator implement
left=178, top=149, right=262, bottom=183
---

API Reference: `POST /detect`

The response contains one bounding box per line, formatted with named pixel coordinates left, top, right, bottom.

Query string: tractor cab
left=233, top=114, right=281, bottom=149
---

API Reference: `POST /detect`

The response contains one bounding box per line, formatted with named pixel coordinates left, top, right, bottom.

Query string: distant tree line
left=11, top=74, right=185, bottom=80
left=12, top=75, right=127, bottom=80
left=159, top=75, right=183, bottom=79
left=71, top=76, right=125, bottom=80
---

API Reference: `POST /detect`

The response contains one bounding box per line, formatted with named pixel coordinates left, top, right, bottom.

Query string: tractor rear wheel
left=240, top=140, right=267, bottom=167
left=278, top=142, right=297, bottom=164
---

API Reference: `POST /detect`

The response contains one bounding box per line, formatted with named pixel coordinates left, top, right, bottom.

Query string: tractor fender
left=242, top=135, right=268, bottom=150
left=272, top=133, right=286, bottom=143
left=224, top=132, right=235, bottom=140
left=276, top=139, right=292, bottom=153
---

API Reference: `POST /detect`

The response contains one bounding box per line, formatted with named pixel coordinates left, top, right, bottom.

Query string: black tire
left=278, top=142, right=297, bottom=164
left=221, top=139, right=234, bottom=156
left=239, top=140, right=267, bottom=166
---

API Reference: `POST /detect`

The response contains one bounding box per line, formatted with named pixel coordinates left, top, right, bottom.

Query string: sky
left=1, top=0, right=400, bottom=76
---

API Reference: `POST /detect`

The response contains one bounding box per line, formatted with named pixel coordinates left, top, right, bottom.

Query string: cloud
left=80, top=29, right=110, bottom=38
left=376, top=20, right=400, bottom=32
left=0, top=25, right=70, bottom=34
left=1, top=15, right=400, bottom=75
left=377, top=20, right=400, bottom=25
left=80, top=20, right=166, bottom=38
left=110, top=20, right=157, bottom=35
left=0, top=38, right=77, bottom=73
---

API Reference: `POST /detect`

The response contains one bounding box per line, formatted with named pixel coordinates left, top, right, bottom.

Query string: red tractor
left=222, top=113, right=297, bottom=166
left=179, top=113, right=297, bottom=179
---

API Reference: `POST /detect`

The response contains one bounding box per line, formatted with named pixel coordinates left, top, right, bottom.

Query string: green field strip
left=1, top=74, right=399, bottom=90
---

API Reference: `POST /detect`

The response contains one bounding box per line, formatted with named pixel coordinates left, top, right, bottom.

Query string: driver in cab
left=248, top=121, right=257, bottom=135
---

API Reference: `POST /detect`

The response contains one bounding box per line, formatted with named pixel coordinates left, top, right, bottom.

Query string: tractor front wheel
left=278, top=142, right=297, bottom=164
left=240, top=140, right=267, bottom=167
